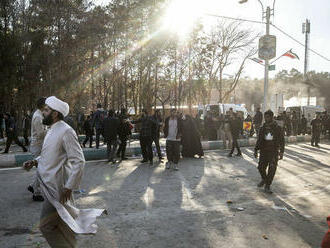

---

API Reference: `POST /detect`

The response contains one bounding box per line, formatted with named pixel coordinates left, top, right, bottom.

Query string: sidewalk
left=0, top=135, right=312, bottom=168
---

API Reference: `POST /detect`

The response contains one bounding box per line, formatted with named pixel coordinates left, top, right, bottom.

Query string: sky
left=94, top=0, right=330, bottom=79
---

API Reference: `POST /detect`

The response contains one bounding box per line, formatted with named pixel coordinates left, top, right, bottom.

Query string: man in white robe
left=23, top=96, right=105, bottom=248
left=28, top=97, right=47, bottom=201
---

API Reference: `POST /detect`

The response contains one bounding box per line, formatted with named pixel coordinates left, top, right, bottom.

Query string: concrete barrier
left=0, top=135, right=315, bottom=168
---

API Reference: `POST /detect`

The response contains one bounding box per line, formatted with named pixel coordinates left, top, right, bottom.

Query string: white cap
left=45, top=96, right=69, bottom=117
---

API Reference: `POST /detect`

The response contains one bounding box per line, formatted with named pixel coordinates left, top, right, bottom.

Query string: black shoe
left=2, top=151, right=8, bottom=154
left=141, top=159, right=148, bottom=163
left=23, top=148, right=28, bottom=152
left=121, top=157, right=128, bottom=160
left=112, top=160, right=117, bottom=164
left=227, top=154, right=233, bottom=157
left=32, top=195, right=44, bottom=201
left=264, top=185, right=273, bottom=194
left=159, top=156, right=164, bottom=160
left=315, top=144, right=320, bottom=148
left=27, top=185, right=34, bottom=194
left=236, top=153, right=242, bottom=157
left=89, top=146, right=93, bottom=148
left=257, top=181, right=265, bottom=188
left=82, top=143, right=86, bottom=148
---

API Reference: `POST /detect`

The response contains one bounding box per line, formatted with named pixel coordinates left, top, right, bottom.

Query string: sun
left=162, top=0, right=201, bottom=38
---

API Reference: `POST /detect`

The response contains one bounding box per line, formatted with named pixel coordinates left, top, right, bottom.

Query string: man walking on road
left=152, top=110, right=164, bottom=161
left=164, top=109, right=182, bottom=170
left=255, top=110, right=285, bottom=194
left=92, top=103, right=106, bottom=149
left=23, top=96, right=105, bottom=248
left=132, top=109, right=157, bottom=165
left=102, top=110, right=120, bottom=163
left=228, top=112, right=242, bottom=157
left=28, top=97, right=47, bottom=201
left=253, top=107, right=263, bottom=136
left=117, top=111, right=132, bottom=160
left=311, top=114, right=322, bottom=147
left=82, top=115, right=93, bottom=148
left=3, top=113, right=27, bottom=153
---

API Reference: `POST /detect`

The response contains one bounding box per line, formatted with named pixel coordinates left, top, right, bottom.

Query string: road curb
left=0, top=135, right=313, bottom=168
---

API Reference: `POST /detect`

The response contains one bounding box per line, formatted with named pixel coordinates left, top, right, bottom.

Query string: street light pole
left=263, top=6, right=271, bottom=113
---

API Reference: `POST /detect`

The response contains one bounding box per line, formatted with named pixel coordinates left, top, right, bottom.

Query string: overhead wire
left=205, top=13, right=330, bottom=62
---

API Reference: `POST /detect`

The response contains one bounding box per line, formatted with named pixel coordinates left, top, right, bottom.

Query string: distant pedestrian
left=132, top=109, right=157, bottom=165
left=152, top=110, right=163, bottom=161
left=291, top=111, right=298, bottom=136
left=300, top=114, right=307, bottom=135
left=253, top=107, right=263, bottom=136
left=228, top=112, right=242, bottom=157
left=311, top=114, right=322, bottom=147
left=181, top=114, right=204, bottom=158
left=22, top=112, right=31, bottom=146
left=92, top=103, right=106, bottom=149
left=3, top=113, right=27, bottom=153
left=102, top=110, right=120, bottom=163
left=164, top=109, right=182, bottom=170
left=28, top=97, right=47, bottom=202
left=254, top=110, right=285, bottom=194
left=204, top=112, right=217, bottom=141
left=0, top=113, right=4, bottom=139
left=82, top=115, right=93, bottom=148
left=117, top=114, right=132, bottom=160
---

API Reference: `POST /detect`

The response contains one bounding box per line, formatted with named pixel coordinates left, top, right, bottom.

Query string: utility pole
left=263, top=6, right=271, bottom=113
left=303, top=19, right=311, bottom=105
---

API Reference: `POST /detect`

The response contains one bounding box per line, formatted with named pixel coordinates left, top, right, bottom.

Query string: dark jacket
left=118, top=120, right=132, bottom=139
left=164, top=116, right=183, bottom=139
left=102, top=116, right=120, bottom=141
left=151, top=114, right=162, bottom=138
left=229, top=117, right=242, bottom=138
left=253, top=111, right=263, bottom=125
left=93, top=109, right=106, bottom=130
left=5, top=116, right=17, bottom=136
left=83, top=119, right=94, bottom=136
left=132, top=116, right=156, bottom=138
left=311, top=118, right=322, bottom=133
left=255, top=121, right=285, bottom=154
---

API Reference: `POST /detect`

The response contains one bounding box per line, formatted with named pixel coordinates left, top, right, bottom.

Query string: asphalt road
left=0, top=142, right=329, bottom=248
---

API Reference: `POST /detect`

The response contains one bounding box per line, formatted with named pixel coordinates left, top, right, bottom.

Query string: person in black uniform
left=82, top=115, right=94, bottom=148
left=311, top=114, right=322, bottom=147
left=151, top=110, right=163, bottom=161
left=117, top=114, right=132, bottom=160
left=228, top=112, right=242, bottom=157
left=3, top=113, right=28, bottom=153
left=300, top=114, right=307, bottom=135
left=254, top=110, right=285, bottom=194
left=132, top=109, right=157, bottom=165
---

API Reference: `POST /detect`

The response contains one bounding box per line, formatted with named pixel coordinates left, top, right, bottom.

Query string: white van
left=203, top=104, right=249, bottom=118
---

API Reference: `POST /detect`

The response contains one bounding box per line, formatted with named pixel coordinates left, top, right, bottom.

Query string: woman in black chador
left=181, top=114, right=204, bottom=158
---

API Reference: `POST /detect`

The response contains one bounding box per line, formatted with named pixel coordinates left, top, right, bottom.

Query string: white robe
left=37, top=120, right=105, bottom=234
left=30, top=109, right=47, bottom=157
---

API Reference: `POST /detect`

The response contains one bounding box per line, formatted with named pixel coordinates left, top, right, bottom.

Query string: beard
left=42, top=112, right=54, bottom=126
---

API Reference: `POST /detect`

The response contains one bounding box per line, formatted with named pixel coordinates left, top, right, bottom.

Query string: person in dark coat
left=3, top=113, right=27, bottom=153
left=228, top=113, right=242, bottom=157
left=300, top=114, right=307, bottom=135
left=253, top=107, right=263, bottom=136
left=22, top=113, right=31, bottom=146
left=117, top=115, right=132, bottom=160
left=311, top=114, right=322, bottom=147
left=181, top=114, right=204, bottom=158
left=151, top=110, right=163, bottom=160
left=291, top=111, right=299, bottom=136
left=102, top=110, right=120, bottom=163
left=254, top=110, right=285, bottom=194
left=132, top=109, right=157, bottom=165
left=204, top=112, right=217, bottom=141
left=92, top=103, right=106, bottom=149
left=82, top=115, right=94, bottom=148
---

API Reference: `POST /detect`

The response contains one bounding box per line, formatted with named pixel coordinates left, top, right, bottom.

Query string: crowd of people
left=0, top=95, right=324, bottom=247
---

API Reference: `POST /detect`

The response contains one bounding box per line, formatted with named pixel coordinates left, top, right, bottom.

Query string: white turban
left=45, top=96, right=69, bottom=117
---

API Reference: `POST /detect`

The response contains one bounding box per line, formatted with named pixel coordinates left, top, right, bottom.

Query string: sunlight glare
left=162, top=0, right=201, bottom=37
